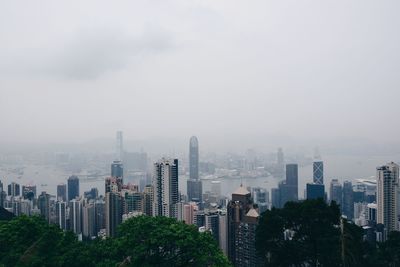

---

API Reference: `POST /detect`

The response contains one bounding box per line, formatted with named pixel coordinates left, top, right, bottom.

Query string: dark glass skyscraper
left=67, top=175, right=79, bottom=202
left=313, top=161, right=324, bottom=185
left=57, top=183, right=67, bottom=202
left=285, top=163, right=298, bottom=201
left=306, top=183, right=325, bottom=200
left=187, top=136, right=202, bottom=202
left=342, top=181, right=354, bottom=220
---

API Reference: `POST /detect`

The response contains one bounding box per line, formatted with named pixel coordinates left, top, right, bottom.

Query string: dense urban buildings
left=1, top=133, right=400, bottom=265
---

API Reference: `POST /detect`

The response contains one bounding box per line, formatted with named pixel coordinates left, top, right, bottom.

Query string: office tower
left=330, top=179, right=343, bottom=206
left=37, top=191, right=51, bottom=223
left=143, top=185, right=153, bottom=216
left=227, top=186, right=260, bottom=266
left=187, top=136, right=202, bottom=202
left=116, top=130, right=124, bottom=161
left=105, top=191, right=123, bottom=237
left=276, top=148, right=285, bottom=179
left=111, top=160, right=124, bottom=190
left=57, top=184, right=67, bottom=202
left=56, top=201, right=67, bottom=230
left=94, top=199, right=105, bottom=235
left=271, top=188, right=280, bottom=208
left=252, top=187, right=269, bottom=214
left=313, top=161, right=324, bottom=185
left=82, top=202, right=96, bottom=238
left=306, top=183, right=325, bottom=200
left=22, top=185, right=36, bottom=200
left=67, top=175, right=79, bottom=202
left=189, top=136, right=199, bottom=180
left=8, top=182, right=20, bottom=197
left=278, top=181, right=290, bottom=208
left=152, top=158, right=179, bottom=218
left=285, top=163, right=298, bottom=201
left=342, top=181, right=354, bottom=220
left=205, top=211, right=221, bottom=245
left=122, top=190, right=144, bottom=214
left=377, top=162, right=399, bottom=232
left=69, top=198, right=83, bottom=235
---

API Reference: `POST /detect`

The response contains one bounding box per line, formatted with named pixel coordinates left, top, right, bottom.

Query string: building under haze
left=306, top=183, right=325, bottom=200
left=330, top=179, right=342, bottom=206
left=313, top=161, right=324, bottom=185
left=377, top=162, right=399, bottom=233
left=152, top=158, right=179, bottom=218
left=342, top=181, right=354, bottom=220
left=8, top=182, right=20, bottom=197
left=57, top=183, right=67, bottom=202
left=187, top=136, right=202, bottom=202
left=116, top=130, right=124, bottom=162
left=56, top=201, right=67, bottom=230
left=67, top=176, right=79, bottom=202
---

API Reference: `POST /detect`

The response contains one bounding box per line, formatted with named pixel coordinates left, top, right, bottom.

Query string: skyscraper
left=285, top=163, right=298, bottom=201
left=82, top=202, right=96, bottom=238
left=342, top=181, right=354, bottom=220
left=152, top=158, right=179, bottom=218
left=313, top=161, right=324, bottom=185
left=56, top=201, right=67, bottom=230
left=111, top=160, right=124, bottom=189
left=276, top=148, right=284, bottom=179
left=187, top=136, right=202, bottom=202
left=330, top=179, right=342, bottom=206
left=116, top=130, right=123, bottom=161
left=227, top=186, right=260, bottom=267
left=69, top=198, right=83, bottom=235
left=377, top=162, right=399, bottom=232
left=57, top=183, right=67, bottom=202
left=67, top=175, right=79, bottom=202
left=105, top=191, right=123, bottom=237
left=37, top=191, right=51, bottom=223
left=0, top=180, right=5, bottom=208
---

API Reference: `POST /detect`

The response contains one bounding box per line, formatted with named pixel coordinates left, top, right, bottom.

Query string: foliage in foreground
left=256, top=198, right=400, bottom=267
left=0, top=215, right=231, bottom=267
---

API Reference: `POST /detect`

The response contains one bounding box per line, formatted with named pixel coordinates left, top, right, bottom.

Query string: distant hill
left=0, top=207, right=14, bottom=221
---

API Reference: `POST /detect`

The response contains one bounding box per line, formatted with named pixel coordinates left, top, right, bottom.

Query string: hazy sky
left=1, top=0, right=400, bottom=147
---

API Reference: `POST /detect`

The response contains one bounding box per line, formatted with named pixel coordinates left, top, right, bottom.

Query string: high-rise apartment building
left=152, top=158, right=179, bottom=218
left=313, top=161, right=324, bottom=185
left=67, top=176, right=79, bottom=202
left=82, top=202, right=96, bottom=238
left=377, top=162, right=399, bottom=232
left=111, top=160, right=124, bottom=190
left=227, top=186, right=260, bottom=266
left=69, top=198, right=83, bottom=235
left=56, top=201, right=67, bottom=230
left=105, top=191, right=123, bottom=237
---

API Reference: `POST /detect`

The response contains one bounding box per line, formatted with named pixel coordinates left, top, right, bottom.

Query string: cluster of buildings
left=1, top=133, right=399, bottom=266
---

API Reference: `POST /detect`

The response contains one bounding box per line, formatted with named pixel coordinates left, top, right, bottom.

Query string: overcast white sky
left=0, top=0, right=399, bottom=147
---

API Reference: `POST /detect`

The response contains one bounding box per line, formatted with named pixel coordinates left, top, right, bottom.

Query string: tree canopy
left=0, top=215, right=231, bottom=267
left=255, top=199, right=400, bottom=267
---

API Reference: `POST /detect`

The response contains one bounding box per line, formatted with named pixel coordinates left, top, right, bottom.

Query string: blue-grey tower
left=187, top=136, right=202, bottom=202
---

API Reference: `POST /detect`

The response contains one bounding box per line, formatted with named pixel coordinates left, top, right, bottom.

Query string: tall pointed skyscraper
left=187, top=136, right=202, bottom=202
left=313, top=161, right=324, bottom=185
